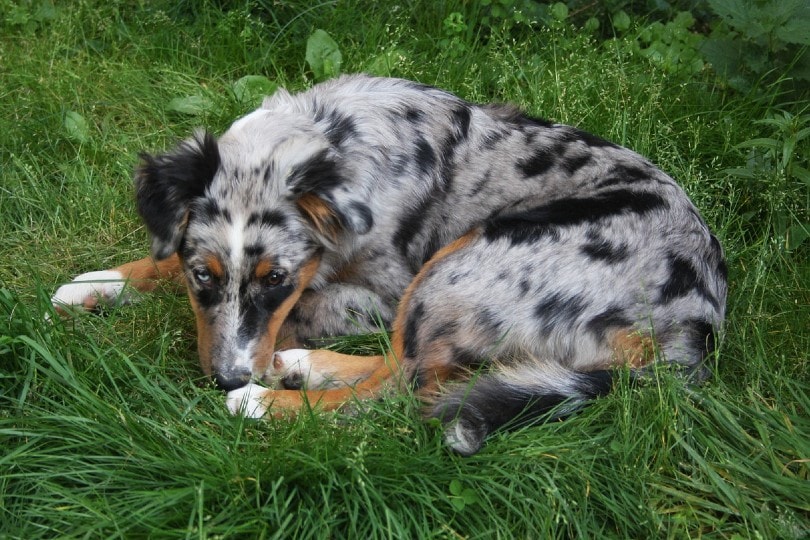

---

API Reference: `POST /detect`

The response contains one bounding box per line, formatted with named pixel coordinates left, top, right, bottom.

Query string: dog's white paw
left=226, top=383, right=269, bottom=418
left=271, top=349, right=337, bottom=389
left=51, top=270, right=130, bottom=312
left=272, top=349, right=313, bottom=382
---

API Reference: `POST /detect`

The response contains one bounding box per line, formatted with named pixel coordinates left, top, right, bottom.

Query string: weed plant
left=1, top=1, right=807, bottom=538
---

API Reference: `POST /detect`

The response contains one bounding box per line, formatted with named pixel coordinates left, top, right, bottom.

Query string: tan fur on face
left=188, top=292, right=214, bottom=376
left=204, top=255, right=225, bottom=279
left=252, top=254, right=322, bottom=376
left=254, top=259, right=273, bottom=280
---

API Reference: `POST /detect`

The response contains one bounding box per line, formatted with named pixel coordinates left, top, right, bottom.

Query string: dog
left=52, top=74, right=727, bottom=455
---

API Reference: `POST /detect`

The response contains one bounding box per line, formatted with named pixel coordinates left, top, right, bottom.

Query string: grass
left=1, top=0, right=808, bottom=537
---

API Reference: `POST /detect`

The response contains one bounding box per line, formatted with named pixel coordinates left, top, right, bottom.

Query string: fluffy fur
left=52, top=75, right=727, bottom=455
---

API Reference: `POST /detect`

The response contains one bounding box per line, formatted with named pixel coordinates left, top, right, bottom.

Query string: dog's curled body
left=53, top=75, right=727, bottom=455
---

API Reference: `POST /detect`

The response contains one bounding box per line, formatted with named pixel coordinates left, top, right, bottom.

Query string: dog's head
left=134, top=105, right=369, bottom=390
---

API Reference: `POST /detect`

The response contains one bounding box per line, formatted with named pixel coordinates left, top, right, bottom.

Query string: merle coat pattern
left=52, top=75, right=727, bottom=455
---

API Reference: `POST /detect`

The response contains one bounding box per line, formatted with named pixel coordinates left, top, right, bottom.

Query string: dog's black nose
left=214, top=371, right=252, bottom=392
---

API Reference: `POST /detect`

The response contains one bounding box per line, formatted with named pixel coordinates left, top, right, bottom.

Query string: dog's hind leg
left=226, top=351, right=397, bottom=418
left=269, top=349, right=387, bottom=390
left=51, top=254, right=184, bottom=314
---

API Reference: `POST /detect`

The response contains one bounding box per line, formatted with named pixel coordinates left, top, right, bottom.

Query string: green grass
left=1, top=1, right=808, bottom=537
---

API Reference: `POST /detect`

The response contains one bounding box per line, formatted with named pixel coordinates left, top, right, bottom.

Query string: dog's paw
left=51, top=270, right=130, bottom=313
left=271, top=349, right=345, bottom=390
left=226, top=383, right=269, bottom=418
left=272, top=349, right=315, bottom=389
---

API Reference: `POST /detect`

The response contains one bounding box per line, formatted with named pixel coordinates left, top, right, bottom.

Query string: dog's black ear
left=135, top=132, right=220, bottom=259
left=286, top=146, right=374, bottom=237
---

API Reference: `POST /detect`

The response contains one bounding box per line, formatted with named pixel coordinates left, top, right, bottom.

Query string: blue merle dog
left=52, top=74, right=727, bottom=455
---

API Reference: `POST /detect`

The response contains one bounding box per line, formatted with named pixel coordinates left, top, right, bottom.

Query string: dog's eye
left=193, top=268, right=213, bottom=286
left=265, top=269, right=286, bottom=287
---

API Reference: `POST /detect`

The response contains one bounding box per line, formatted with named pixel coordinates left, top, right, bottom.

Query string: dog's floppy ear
left=135, top=132, right=220, bottom=259
left=285, top=142, right=374, bottom=239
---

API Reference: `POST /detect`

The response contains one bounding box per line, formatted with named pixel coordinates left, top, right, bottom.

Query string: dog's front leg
left=51, top=254, right=183, bottom=314
left=274, top=284, right=397, bottom=349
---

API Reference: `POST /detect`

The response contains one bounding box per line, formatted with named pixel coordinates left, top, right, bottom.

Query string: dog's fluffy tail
left=431, top=362, right=613, bottom=456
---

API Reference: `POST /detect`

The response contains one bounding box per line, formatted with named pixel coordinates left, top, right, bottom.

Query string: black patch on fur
left=517, top=147, right=556, bottom=178
left=195, top=282, right=224, bottom=310
left=469, top=170, right=491, bottom=197
left=687, top=318, right=716, bottom=357
left=659, top=254, right=719, bottom=309
left=586, top=306, right=634, bottom=340
left=247, top=209, right=287, bottom=228
left=489, top=105, right=555, bottom=129
left=581, top=239, right=629, bottom=263
left=484, top=189, right=668, bottom=246
left=534, top=293, right=588, bottom=335
left=561, top=153, right=592, bottom=175
left=244, top=244, right=264, bottom=258
left=421, top=229, right=448, bottom=266
left=710, top=235, right=728, bottom=280
left=475, top=308, right=502, bottom=333
left=287, top=149, right=346, bottom=195
left=347, top=201, right=374, bottom=232
left=572, top=128, right=620, bottom=149
left=451, top=347, right=483, bottom=368
left=415, top=137, right=437, bottom=178
left=194, top=198, right=225, bottom=223
left=324, top=111, right=357, bottom=148
left=519, top=278, right=531, bottom=295
left=451, top=105, right=471, bottom=142
left=595, top=164, right=655, bottom=188
left=135, top=132, right=221, bottom=258
left=428, top=321, right=460, bottom=342
left=393, top=196, right=434, bottom=259
left=403, top=301, right=425, bottom=360
left=237, top=282, right=295, bottom=344
left=405, top=108, right=424, bottom=123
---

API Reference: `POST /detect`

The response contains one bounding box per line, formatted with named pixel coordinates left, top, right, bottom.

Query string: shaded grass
left=1, top=0, right=808, bottom=537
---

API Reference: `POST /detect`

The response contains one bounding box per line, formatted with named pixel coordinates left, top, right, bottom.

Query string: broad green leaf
left=461, top=488, right=479, bottom=505
left=786, top=222, right=810, bottom=250
left=166, top=95, right=214, bottom=116
left=791, top=165, right=810, bottom=187
left=365, top=49, right=406, bottom=76
left=550, top=2, right=568, bottom=21
left=450, top=497, right=466, bottom=511
left=612, top=10, right=631, bottom=32
left=64, top=110, right=90, bottom=143
left=232, top=75, right=278, bottom=106
left=721, top=167, right=756, bottom=179
left=734, top=138, right=779, bottom=151
left=306, top=29, right=342, bottom=81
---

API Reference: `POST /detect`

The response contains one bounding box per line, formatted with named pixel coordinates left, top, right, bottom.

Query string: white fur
left=50, top=270, right=128, bottom=309
left=227, top=214, right=245, bottom=269
left=272, top=349, right=323, bottom=387
left=226, top=383, right=268, bottom=418
left=444, top=422, right=478, bottom=456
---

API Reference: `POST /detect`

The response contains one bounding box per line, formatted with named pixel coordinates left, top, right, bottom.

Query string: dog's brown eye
left=193, top=268, right=212, bottom=286
left=265, top=269, right=286, bottom=287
